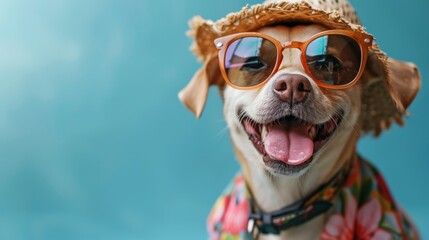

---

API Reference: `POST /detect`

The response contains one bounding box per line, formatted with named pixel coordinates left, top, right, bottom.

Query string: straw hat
left=180, top=0, right=421, bottom=136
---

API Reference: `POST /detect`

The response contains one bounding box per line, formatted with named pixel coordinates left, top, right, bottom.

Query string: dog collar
left=246, top=160, right=351, bottom=238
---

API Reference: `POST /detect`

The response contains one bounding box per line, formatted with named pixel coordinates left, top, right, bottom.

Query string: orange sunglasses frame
left=214, top=29, right=373, bottom=90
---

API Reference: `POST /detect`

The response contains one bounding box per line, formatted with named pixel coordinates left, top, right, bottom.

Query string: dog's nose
left=273, top=74, right=311, bottom=104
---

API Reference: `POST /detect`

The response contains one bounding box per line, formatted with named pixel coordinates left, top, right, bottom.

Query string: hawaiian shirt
left=207, top=155, right=419, bottom=239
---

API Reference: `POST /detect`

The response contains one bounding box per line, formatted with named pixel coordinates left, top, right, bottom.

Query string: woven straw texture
left=187, top=0, right=411, bottom=136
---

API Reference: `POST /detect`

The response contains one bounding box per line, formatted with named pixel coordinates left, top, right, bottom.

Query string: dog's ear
left=178, top=56, right=223, bottom=118
left=360, top=53, right=421, bottom=135
left=386, top=58, right=421, bottom=112
left=363, top=54, right=420, bottom=112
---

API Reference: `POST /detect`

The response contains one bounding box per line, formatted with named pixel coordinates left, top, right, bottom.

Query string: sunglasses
left=214, top=30, right=373, bottom=90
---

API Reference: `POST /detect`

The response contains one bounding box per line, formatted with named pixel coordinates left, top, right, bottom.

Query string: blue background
left=0, top=0, right=427, bottom=239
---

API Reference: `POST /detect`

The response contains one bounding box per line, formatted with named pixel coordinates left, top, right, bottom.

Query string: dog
left=179, top=1, right=421, bottom=239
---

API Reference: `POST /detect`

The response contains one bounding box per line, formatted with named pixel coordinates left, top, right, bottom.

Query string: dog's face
left=223, top=24, right=362, bottom=176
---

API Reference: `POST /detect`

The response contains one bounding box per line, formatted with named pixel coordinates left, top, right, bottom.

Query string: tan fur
left=387, top=59, right=420, bottom=112
left=178, top=55, right=223, bottom=118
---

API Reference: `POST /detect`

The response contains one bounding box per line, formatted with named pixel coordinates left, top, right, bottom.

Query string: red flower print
left=222, top=178, right=249, bottom=235
left=321, top=191, right=356, bottom=240
left=207, top=195, right=230, bottom=239
left=322, top=191, right=391, bottom=240
left=356, top=199, right=390, bottom=240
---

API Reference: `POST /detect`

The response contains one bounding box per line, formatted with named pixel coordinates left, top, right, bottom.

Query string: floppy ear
left=178, top=56, right=223, bottom=118
left=359, top=54, right=421, bottom=135
left=386, top=58, right=421, bottom=113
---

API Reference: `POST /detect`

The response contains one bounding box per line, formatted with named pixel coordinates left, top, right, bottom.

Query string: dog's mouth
left=241, top=112, right=343, bottom=167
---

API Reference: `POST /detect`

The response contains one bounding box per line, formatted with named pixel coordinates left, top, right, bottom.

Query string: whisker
left=216, top=125, right=230, bottom=138
left=237, top=111, right=247, bottom=123
left=329, top=102, right=360, bottom=139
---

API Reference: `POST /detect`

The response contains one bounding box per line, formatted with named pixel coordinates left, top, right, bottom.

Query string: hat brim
left=188, top=2, right=386, bottom=63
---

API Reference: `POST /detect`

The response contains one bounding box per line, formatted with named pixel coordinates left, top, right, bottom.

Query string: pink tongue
left=264, top=122, right=314, bottom=165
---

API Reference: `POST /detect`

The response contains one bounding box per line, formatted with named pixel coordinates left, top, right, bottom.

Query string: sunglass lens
left=224, top=37, right=277, bottom=88
left=306, top=34, right=361, bottom=86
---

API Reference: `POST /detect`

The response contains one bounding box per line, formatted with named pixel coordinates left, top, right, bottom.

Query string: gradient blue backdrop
left=0, top=0, right=427, bottom=239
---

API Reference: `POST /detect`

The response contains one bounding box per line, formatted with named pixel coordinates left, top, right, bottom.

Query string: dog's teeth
left=261, top=125, right=268, bottom=140
left=309, top=125, right=317, bottom=140
left=325, top=120, right=335, bottom=134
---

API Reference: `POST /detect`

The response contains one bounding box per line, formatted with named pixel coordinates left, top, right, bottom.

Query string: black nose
left=273, top=74, right=311, bottom=104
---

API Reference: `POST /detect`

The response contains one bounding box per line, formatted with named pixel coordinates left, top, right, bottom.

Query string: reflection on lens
left=306, top=35, right=361, bottom=86
left=225, top=37, right=277, bottom=88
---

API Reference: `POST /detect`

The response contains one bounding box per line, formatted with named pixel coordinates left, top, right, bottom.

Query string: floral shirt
left=207, top=155, right=419, bottom=239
